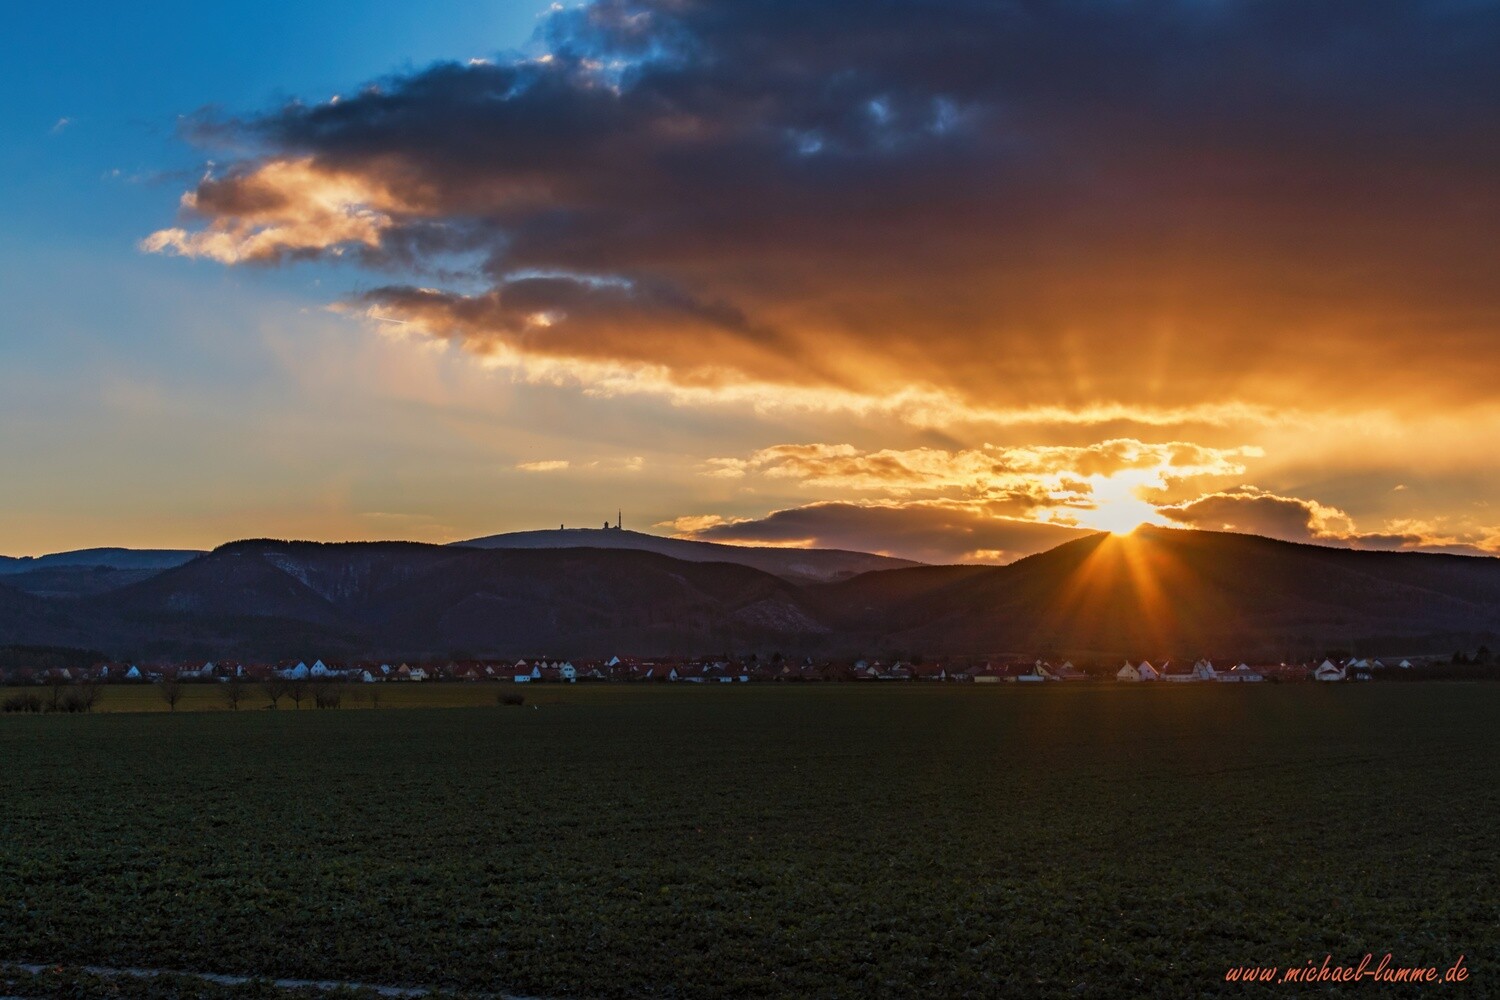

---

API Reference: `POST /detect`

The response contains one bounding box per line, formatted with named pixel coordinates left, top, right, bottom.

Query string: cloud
left=1158, top=488, right=1500, bottom=554
left=143, top=0, right=1500, bottom=416
left=662, top=500, right=1092, bottom=565
left=516, top=459, right=570, bottom=472
left=669, top=488, right=1500, bottom=564
left=50, top=117, right=72, bottom=135
left=699, top=439, right=1259, bottom=531
left=724, top=440, right=1257, bottom=491
left=141, top=158, right=420, bottom=263
left=1158, top=489, right=1357, bottom=542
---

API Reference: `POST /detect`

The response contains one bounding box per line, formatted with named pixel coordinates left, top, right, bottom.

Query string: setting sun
left=1074, top=472, right=1169, bottom=535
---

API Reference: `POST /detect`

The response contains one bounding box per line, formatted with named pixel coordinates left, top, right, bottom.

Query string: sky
left=3, top=0, right=1498, bottom=563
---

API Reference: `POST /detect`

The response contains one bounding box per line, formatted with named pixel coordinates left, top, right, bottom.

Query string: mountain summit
left=450, top=527, right=918, bottom=582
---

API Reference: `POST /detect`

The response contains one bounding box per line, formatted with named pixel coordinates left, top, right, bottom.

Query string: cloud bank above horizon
left=134, top=0, right=1500, bottom=564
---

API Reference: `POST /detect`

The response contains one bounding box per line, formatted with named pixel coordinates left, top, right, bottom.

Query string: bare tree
left=76, top=681, right=103, bottom=712
left=261, top=677, right=289, bottom=709
left=288, top=678, right=308, bottom=710
left=160, top=677, right=184, bottom=711
left=223, top=674, right=245, bottom=711
left=45, top=675, right=67, bottom=712
left=312, top=681, right=342, bottom=709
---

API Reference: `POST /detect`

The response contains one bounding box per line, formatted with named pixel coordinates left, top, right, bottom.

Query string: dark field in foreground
left=0, top=686, right=1495, bottom=999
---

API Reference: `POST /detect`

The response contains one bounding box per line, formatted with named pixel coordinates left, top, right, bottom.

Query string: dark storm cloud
left=666, top=500, right=1093, bottom=564
left=147, top=0, right=1500, bottom=407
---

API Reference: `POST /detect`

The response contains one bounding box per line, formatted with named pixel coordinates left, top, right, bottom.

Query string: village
left=0, top=652, right=1446, bottom=691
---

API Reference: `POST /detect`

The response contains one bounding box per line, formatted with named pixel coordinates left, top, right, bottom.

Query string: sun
left=1075, top=472, right=1168, bottom=535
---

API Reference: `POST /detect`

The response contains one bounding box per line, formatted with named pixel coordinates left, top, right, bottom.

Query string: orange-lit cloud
left=661, top=501, right=1092, bottom=565
left=698, top=439, right=1258, bottom=534
left=144, top=1, right=1500, bottom=417
left=718, top=440, right=1256, bottom=491
left=1160, top=489, right=1500, bottom=555
left=127, top=0, right=1500, bottom=564
left=142, top=158, right=421, bottom=263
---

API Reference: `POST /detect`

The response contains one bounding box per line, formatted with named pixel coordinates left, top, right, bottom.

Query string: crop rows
left=1, top=685, right=1496, bottom=998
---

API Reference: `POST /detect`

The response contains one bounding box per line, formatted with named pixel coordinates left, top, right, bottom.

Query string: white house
left=1162, top=660, right=1204, bottom=682
left=1136, top=660, right=1160, bottom=681
left=1117, top=661, right=1140, bottom=682
left=280, top=661, right=310, bottom=680
left=310, top=659, right=336, bottom=678
left=1313, top=659, right=1346, bottom=682
left=1222, top=662, right=1264, bottom=683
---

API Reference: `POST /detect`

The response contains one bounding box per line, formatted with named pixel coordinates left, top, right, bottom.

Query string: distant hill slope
left=0, top=547, right=202, bottom=573
left=0, top=528, right=1497, bottom=661
left=812, top=526, right=1500, bottom=659
left=0, top=548, right=205, bottom=598
left=451, top=527, right=919, bottom=582
left=8, top=540, right=829, bottom=659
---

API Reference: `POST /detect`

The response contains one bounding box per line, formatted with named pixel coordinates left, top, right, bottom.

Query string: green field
left=1, top=686, right=1495, bottom=998
left=69, top=680, right=549, bottom=713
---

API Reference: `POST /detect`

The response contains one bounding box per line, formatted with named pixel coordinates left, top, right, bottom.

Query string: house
left=1313, top=659, right=1346, bottom=682
left=407, top=666, right=429, bottom=682
left=310, top=659, right=336, bottom=678
left=1221, top=663, right=1264, bottom=683
left=1163, top=659, right=1217, bottom=682
left=1116, top=661, right=1140, bottom=682
left=1161, top=660, right=1197, bottom=682
left=1136, top=660, right=1160, bottom=681
left=280, top=661, right=310, bottom=680
left=1053, top=661, right=1088, bottom=681
left=1008, top=661, right=1049, bottom=683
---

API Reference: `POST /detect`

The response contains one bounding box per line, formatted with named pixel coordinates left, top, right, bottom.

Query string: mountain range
left=1, top=527, right=1497, bottom=661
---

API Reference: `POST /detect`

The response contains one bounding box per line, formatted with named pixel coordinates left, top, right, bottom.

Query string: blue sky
left=0, top=2, right=565, bottom=554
